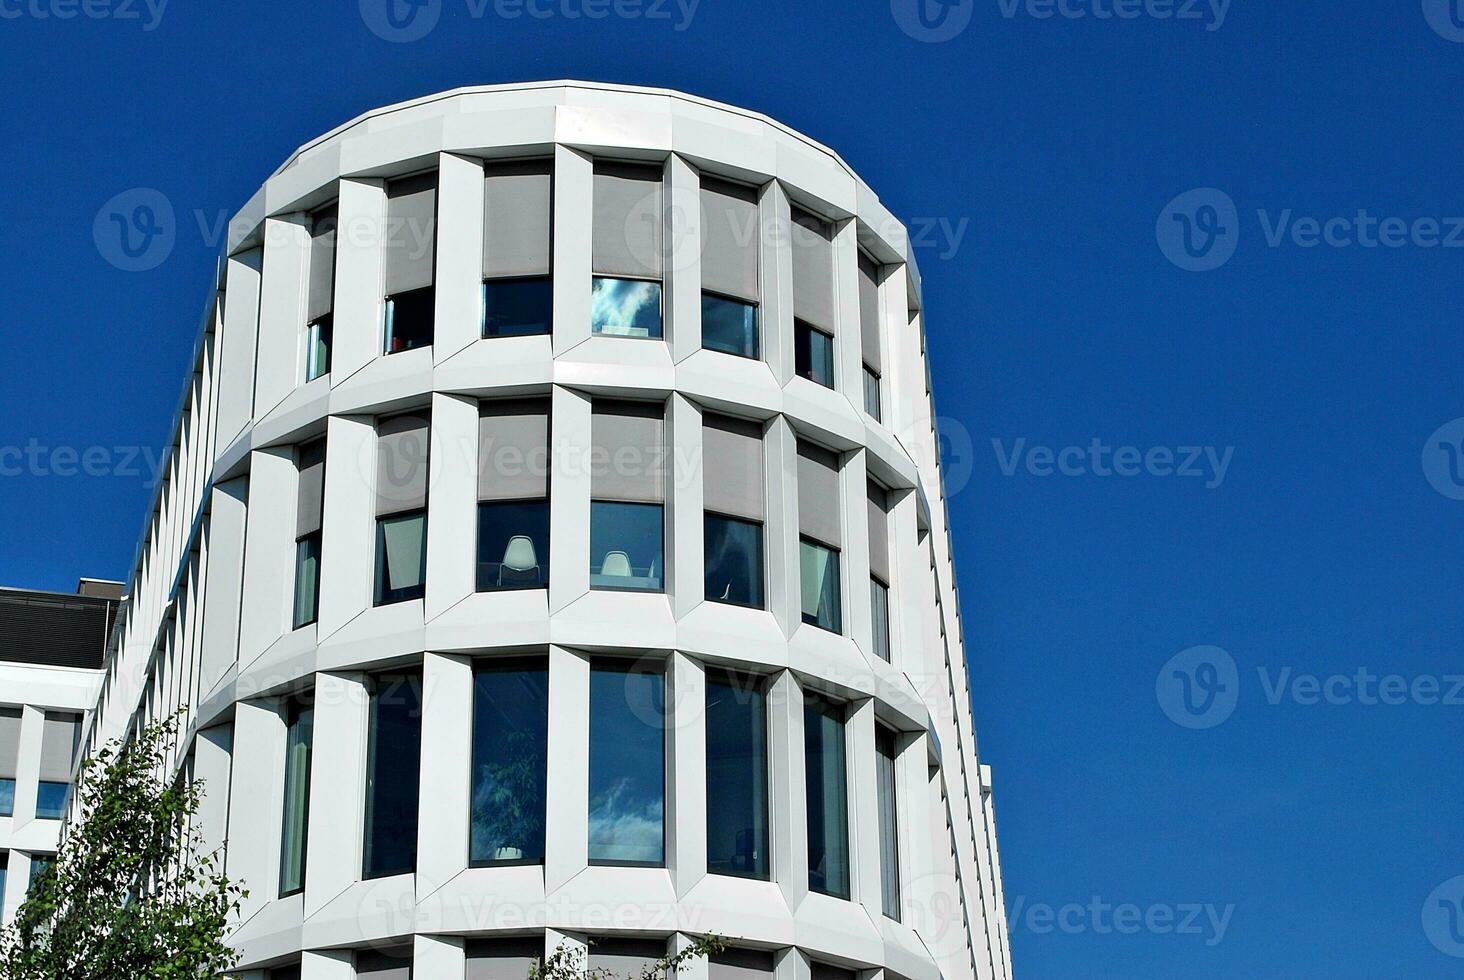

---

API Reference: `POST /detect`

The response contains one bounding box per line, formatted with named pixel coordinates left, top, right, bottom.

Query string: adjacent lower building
left=0, top=580, right=119, bottom=925
left=69, top=82, right=1013, bottom=979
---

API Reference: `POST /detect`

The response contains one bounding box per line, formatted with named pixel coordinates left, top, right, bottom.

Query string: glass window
left=0, top=779, right=13, bottom=818
left=471, top=662, right=549, bottom=866
left=483, top=276, right=553, bottom=338
left=590, top=501, right=664, bottom=592
left=385, top=285, right=435, bottom=353
left=478, top=500, right=550, bottom=591
left=876, top=726, right=901, bottom=920
left=279, top=696, right=314, bottom=897
left=863, top=366, right=881, bottom=421
left=35, top=782, right=69, bottom=820
left=306, top=315, right=332, bottom=381
left=293, top=533, right=321, bottom=628
left=592, top=277, right=663, bottom=338
left=375, top=510, right=427, bottom=605
left=706, top=673, right=769, bottom=879
left=705, top=514, right=764, bottom=609
left=795, top=320, right=835, bottom=388
left=357, top=948, right=413, bottom=977
left=589, top=661, right=665, bottom=866
left=29, top=855, right=51, bottom=891
left=800, top=538, right=842, bottom=633
left=804, top=693, right=849, bottom=898
left=0, top=852, right=6, bottom=918
left=871, top=577, right=891, bottom=663
left=363, top=672, right=422, bottom=879
left=268, top=967, right=302, bottom=980
left=702, top=293, right=758, bottom=359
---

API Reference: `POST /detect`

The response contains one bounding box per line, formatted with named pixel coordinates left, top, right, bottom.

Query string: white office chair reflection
left=600, top=551, right=632, bottom=578
left=499, top=535, right=542, bottom=587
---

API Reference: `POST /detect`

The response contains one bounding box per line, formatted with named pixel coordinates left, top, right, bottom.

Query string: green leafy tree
left=532, top=936, right=728, bottom=980
left=0, top=715, right=245, bottom=979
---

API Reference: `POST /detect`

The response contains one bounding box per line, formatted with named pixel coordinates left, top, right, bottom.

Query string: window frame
left=799, top=536, right=843, bottom=633
left=383, top=284, right=436, bottom=354
left=278, top=693, right=314, bottom=898
left=804, top=691, right=851, bottom=899
left=795, top=319, right=836, bottom=388
left=587, top=658, right=668, bottom=869
left=469, top=658, right=550, bottom=868
left=374, top=508, right=428, bottom=606
left=704, top=512, right=766, bottom=610
left=704, top=670, right=771, bottom=881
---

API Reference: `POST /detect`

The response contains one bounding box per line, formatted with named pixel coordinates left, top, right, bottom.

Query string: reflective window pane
left=592, top=277, right=663, bottom=338
left=306, top=315, right=332, bottom=381
left=589, top=663, right=665, bottom=866
left=35, top=782, right=68, bottom=820
left=702, top=293, right=758, bottom=359
left=478, top=500, right=550, bottom=591
left=871, top=577, right=891, bottom=663
left=385, top=286, right=435, bottom=353
left=0, top=779, right=13, bottom=818
left=863, top=366, right=881, bottom=421
left=483, top=276, right=553, bottom=338
left=800, top=539, right=842, bottom=632
left=705, top=514, right=764, bottom=609
left=877, top=726, right=901, bottom=920
left=590, top=501, right=664, bottom=592
left=364, top=673, right=422, bottom=878
left=471, top=664, right=549, bottom=866
left=795, top=320, right=835, bottom=388
left=29, top=856, right=51, bottom=891
left=293, top=533, right=321, bottom=628
left=706, top=674, right=769, bottom=879
left=279, top=697, right=313, bottom=896
left=804, top=694, right=849, bottom=898
left=375, top=510, right=427, bottom=605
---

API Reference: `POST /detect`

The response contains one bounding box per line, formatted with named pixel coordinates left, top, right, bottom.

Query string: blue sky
left=3, top=0, right=1464, bottom=976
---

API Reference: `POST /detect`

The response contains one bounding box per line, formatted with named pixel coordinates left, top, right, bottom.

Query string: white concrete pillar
left=553, top=146, right=594, bottom=356
left=199, top=478, right=248, bottom=699
left=192, top=723, right=234, bottom=861
left=544, top=645, right=590, bottom=893
left=238, top=448, right=297, bottom=669
left=255, top=213, right=312, bottom=417
left=318, top=415, right=376, bottom=639
left=301, top=948, right=355, bottom=980
left=832, top=218, right=862, bottom=409
left=846, top=698, right=880, bottom=920
left=304, top=671, right=370, bottom=918
left=545, top=930, right=589, bottom=979
left=226, top=699, right=286, bottom=922
left=217, top=247, right=263, bottom=450
left=436, top=152, right=487, bottom=362
left=767, top=670, right=806, bottom=909
left=548, top=386, right=592, bottom=614
left=11, top=705, right=42, bottom=830
left=334, top=177, right=389, bottom=380
left=668, top=393, right=704, bottom=619
left=673, top=932, right=710, bottom=980
left=880, top=268, right=912, bottom=438
left=416, top=652, right=473, bottom=898
left=416, top=932, right=466, bottom=978
left=766, top=417, right=802, bottom=639
left=763, top=182, right=795, bottom=386
left=667, top=154, right=703, bottom=363
left=425, top=393, right=479, bottom=619
left=884, top=490, right=917, bottom=675
left=843, top=451, right=874, bottom=660
left=666, top=651, right=706, bottom=895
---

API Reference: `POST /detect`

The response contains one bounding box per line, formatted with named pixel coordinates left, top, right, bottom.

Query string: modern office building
left=69, top=82, right=1012, bottom=979
left=0, top=580, right=119, bottom=926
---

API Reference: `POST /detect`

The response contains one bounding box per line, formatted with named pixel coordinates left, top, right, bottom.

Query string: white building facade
left=73, top=82, right=1013, bottom=980
left=0, top=583, right=116, bottom=927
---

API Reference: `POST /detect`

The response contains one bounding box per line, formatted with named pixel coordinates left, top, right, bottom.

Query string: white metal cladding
left=69, top=83, right=1013, bottom=980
